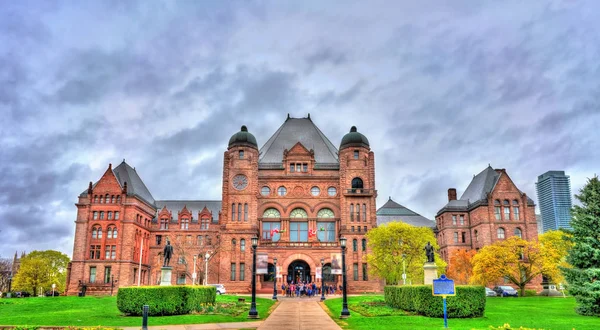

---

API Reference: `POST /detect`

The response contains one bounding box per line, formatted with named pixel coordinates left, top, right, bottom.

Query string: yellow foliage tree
left=471, top=236, right=563, bottom=296
left=539, top=230, right=573, bottom=284
left=12, top=250, right=70, bottom=295
left=365, top=222, right=446, bottom=285
left=446, top=249, right=476, bottom=284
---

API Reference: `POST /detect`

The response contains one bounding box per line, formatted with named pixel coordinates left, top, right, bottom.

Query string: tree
left=471, top=236, right=560, bottom=296
left=539, top=230, right=573, bottom=284
left=0, top=256, right=13, bottom=292
left=365, top=222, right=446, bottom=285
left=11, top=250, right=70, bottom=295
left=562, top=176, right=600, bottom=316
left=446, top=249, right=476, bottom=284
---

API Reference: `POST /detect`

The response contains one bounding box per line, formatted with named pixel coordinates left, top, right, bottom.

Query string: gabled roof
left=80, top=160, right=156, bottom=206
left=154, top=200, right=222, bottom=223
left=459, top=165, right=499, bottom=202
left=376, top=197, right=435, bottom=228
left=259, top=116, right=339, bottom=165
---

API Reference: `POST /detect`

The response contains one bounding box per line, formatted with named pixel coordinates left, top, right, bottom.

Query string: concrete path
left=257, top=297, right=342, bottom=330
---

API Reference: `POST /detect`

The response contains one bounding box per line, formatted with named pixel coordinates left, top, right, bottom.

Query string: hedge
left=384, top=285, right=486, bottom=318
left=117, top=285, right=216, bottom=316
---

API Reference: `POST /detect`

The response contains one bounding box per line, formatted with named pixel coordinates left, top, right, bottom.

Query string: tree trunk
left=519, top=284, right=525, bottom=297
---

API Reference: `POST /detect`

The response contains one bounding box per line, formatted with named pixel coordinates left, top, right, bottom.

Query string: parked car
left=209, top=284, right=226, bottom=295
left=14, top=291, right=31, bottom=298
left=493, top=286, right=518, bottom=297
left=485, top=287, right=497, bottom=297
left=45, top=291, right=61, bottom=297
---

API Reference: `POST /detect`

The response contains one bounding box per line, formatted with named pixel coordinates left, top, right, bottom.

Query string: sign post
left=432, top=274, right=455, bottom=329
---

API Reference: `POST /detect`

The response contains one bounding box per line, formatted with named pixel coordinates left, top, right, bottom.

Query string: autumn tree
left=365, top=222, right=446, bottom=285
left=446, top=249, right=476, bottom=284
left=539, top=230, right=573, bottom=284
left=471, top=236, right=562, bottom=296
left=562, top=176, right=600, bottom=316
left=12, top=250, right=70, bottom=295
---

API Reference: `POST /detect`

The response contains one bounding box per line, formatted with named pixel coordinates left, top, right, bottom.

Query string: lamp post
left=192, top=255, right=197, bottom=285
left=248, top=236, right=259, bottom=319
left=272, top=257, right=278, bottom=300
left=340, top=237, right=350, bottom=318
left=8, top=274, right=12, bottom=297
left=399, top=239, right=406, bottom=285
left=320, top=257, right=326, bottom=301
left=52, top=283, right=56, bottom=297
left=204, top=252, right=210, bottom=285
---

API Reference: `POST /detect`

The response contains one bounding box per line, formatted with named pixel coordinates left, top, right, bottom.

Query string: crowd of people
left=280, top=281, right=342, bottom=297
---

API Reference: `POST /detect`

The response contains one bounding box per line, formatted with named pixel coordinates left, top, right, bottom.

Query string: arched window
left=513, top=199, right=519, bottom=205
left=100, top=211, right=105, bottom=220
left=112, top=227, right=118, bottom=239
left=240, top=239, right=246, bottom=252
left=244, top=203, right=248, bottom=221
left=362, top=239, right=367, bottom=251
left=92, top=226, right=98, bottom=239
left=105, top=194, right=110, bottom=203
left=514, top=228, right=522, bottom=238
left=108, top=211, right=113, bottom=220
left=317, top=208, right=334, bottom=218
left=232, top=239, right=237, bottom=248
left=350, top=204, right=354, bottom=221
left=494, top=200, right=500, bottom=205
left=116, top=195, right=120, bottom=203
left=263, top=208, right=281, bottom=218
left=114, top=211, right=119, bottom=220
left=356, top=204, right=360, bottom=221
left=474, top=230, right=479, bottom=242
left=362, top=204, right=367, bottom=221
left=238, top=203, right=242, bottom=222
left=111, top=195, right=115, bottom=203
left=107, top=227, right=112, bottom=239
left=351, top=177, right=364, bottom=189
left=353, top=239, right=358, bottom=252
left=290, top=208, right=308, bottom=218
left=497, top=228, right=505, bottom=239
left=94, top=195, right=98, bottom=203
left=231, top=203, right=236, bottom=221
left=93, top=211, right=98, bottom=220
left=503, top=199, right=510, bottom=205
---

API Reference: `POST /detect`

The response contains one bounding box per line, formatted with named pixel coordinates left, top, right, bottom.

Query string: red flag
left=270, top=228, right=280, bottom=238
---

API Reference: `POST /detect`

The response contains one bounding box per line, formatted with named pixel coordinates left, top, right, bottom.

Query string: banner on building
left=276, top=266, right=282, bottom=279
left=331, top=253, right=342, bottom=275
left=257, top=252, right=268, bottom=274
left=316, top=267, right=322, bottom=279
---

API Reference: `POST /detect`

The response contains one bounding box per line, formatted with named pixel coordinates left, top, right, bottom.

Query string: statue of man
left=424, top=241, right=435, bottom=263
left=163, top=240, right=174, bottom=267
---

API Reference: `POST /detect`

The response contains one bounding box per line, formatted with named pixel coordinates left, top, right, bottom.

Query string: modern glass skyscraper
left=536, top=171, right=572, bottom=232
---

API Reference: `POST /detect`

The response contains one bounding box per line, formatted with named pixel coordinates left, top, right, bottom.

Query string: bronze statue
left=424, top=241, right=435, bottom=263
left=163, top=240, right=174, bottom=267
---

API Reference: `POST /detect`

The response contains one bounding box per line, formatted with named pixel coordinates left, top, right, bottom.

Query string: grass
left=0, top=295, right=276, bottom=327
left=323, top=295, right=600, bottom=330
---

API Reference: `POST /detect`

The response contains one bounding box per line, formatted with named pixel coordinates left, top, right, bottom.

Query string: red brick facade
left=66, top=117, right=383, bottom=295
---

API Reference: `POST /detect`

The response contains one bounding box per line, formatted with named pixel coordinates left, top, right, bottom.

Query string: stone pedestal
left=423, top=262, right=438, bottom=285
left=160, top=267, right=173, bottom=286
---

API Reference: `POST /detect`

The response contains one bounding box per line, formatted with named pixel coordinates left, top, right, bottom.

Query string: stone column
left=160, top=267, right=172, bottom=286
left=423, top=262, right=438, bottom=285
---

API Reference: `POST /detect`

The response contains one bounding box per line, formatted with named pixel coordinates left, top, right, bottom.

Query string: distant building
left=376, top=197, right=435, bottom=229
left=536, top=214, right=543, bottom=235
left=436, top=166, right=538, bottom=262
left=536, top=171, right=572, bottom=232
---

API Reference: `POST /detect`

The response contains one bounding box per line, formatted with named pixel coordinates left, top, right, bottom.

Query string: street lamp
left=399, top=239, right=406, bottom=285
left=204, top=252, right=210, bottom=285
left=248, top=236, right=259, bottom=319
left=52, top=283, right=56, bottom=297
left=192, top=255, right=198, bottom=285
left=340, top=237, right=350, bottom=318
left=272, top=257, right=278, bottom=300
left=320, top=257, right=326, bottom=301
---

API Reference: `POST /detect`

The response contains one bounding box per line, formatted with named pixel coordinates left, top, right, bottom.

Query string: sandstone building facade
left=436, top=166, right=538, bottom=261
left=66, top=115, right=381, bottom=295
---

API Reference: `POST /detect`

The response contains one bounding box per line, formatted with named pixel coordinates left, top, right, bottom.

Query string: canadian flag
left=308, top=228, right=317, bottom=238
left=270, top=228, right=280, bottom=238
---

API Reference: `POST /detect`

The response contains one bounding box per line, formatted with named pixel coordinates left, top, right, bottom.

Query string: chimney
left=448, top=188, right=457, bottom=201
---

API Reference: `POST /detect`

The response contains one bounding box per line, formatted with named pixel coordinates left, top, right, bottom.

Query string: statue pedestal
left=423, top=262, right=438, bottom=285
left=160, top=267, right=173, bottom=286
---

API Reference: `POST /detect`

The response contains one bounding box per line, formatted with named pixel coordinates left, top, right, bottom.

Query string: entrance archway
left=287, top=260, right=311, bottom=283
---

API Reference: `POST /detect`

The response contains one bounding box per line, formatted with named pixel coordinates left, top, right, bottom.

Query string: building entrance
left=287, top=260, right=311, bottom=283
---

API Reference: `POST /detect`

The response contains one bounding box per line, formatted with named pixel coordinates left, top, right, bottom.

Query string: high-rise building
left=536, top=171, right=572, bottom=232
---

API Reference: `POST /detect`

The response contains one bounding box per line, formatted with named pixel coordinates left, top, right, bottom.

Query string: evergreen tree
left=562, top=176, right=600, bottom=316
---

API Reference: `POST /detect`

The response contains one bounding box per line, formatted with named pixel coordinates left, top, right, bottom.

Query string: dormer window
left=239, top=150, right=244, bottom=159
left=354, top=150, right=359, bottom=159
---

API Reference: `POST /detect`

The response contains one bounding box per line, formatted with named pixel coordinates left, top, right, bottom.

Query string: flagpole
left=137, top=236, right=143, bottom=286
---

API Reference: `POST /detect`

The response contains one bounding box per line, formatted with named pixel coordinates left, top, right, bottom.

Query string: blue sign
left=432, top=274, right=455, bottom=296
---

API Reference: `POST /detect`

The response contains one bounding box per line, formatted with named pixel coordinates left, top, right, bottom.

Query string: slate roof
left=259, top=116, right=339, bottom=165
left=154, top=200, right=222, bottom=224
left=376, top=197, right=435, bottom=228
left=80, top=161, right=156, bottom=206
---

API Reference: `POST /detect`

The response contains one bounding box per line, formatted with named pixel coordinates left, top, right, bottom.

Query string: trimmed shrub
left=384, top=285, right=486, bottom=318
left=524, top=289, right=537, bottom=297
left=117, top=285, right=216, bottom=316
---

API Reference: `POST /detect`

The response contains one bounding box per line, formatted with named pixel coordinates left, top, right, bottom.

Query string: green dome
left=228, top=125, right=258, bottom=149
left=340, top=126, right=370, bottom=150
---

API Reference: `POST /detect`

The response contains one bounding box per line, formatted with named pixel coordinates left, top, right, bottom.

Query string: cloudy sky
left=1, top=0, right=599, bottom=258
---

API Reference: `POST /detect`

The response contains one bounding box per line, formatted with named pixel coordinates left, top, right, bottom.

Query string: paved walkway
left=257, top=297, right=342, bottom=330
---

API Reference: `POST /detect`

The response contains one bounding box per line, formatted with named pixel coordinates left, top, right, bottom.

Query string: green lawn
left=323, top=295, right=600, bottom=330
left=0, top=295, right=276, bottom=327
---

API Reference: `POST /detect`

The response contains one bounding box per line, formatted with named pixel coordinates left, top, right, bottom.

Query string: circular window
left=277, top=186, right=287, bottom=196
left=261, top=186, right=271, bottom=196
left=311, top=186, right=320, bottom=196
left=327, top=187, right=337, bottom=196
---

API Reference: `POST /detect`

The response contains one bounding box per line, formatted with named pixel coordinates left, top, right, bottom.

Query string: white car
left=210, top=284, right=226, bottom=295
